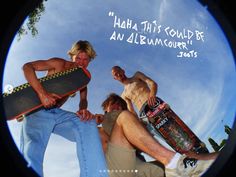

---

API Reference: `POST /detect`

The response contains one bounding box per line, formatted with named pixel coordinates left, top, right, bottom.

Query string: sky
left=2, top=0, right=236, bottom=176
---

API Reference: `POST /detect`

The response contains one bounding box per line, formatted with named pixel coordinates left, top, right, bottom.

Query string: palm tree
left=224, top=125, right=232, bottom=135
left=208, top=124, right=232, bottom=151
left=208, top=138, right=221, bottom=152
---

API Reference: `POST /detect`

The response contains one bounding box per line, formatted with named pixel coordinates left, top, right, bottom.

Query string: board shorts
left=105, top=143, right=164, bottom=177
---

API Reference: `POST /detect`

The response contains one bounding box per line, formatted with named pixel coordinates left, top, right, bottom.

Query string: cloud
left=3, top=0, right=236, bottom=175
left=44, top=135, right=80, bottom=177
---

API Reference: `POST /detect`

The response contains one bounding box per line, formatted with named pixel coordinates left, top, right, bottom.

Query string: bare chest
left=124, top=79, right=150, bottom=98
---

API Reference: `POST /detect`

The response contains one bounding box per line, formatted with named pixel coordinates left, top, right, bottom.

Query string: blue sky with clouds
left=2, top=0, right=236, bottom=176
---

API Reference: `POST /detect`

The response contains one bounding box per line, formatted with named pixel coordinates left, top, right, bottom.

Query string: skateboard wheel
left=16, top=115, right=25, bottom=122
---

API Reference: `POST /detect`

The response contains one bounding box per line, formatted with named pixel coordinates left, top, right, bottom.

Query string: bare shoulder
left=46, top=57, right=70, bottom=70
left=47, top=57, right=67, bottom=65
left=120, top=110, right=134, bottom=116
left=30, top=57, right=67, bottom=66
left=23, top=57, right=69, bottom=72
left=47, top=57, right=78, bottom=74
left=134, top=71, right=145, bottom=77
left=133, top=71, right=148, bottom=80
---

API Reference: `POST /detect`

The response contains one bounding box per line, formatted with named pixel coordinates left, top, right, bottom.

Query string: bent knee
left=116, top=110, right=137, bottom=125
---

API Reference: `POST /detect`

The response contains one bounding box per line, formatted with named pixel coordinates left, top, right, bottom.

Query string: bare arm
left=76, top=86, right=94, bottom=121
left=79, top=87, right=88, bottom=110
left=135, top=71, right=158, bottom=106
left=121, top=92, right=139, bottom=117
left=22, top=58, right=65, bottom=107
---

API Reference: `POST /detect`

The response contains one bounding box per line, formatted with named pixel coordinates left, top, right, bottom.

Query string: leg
left=105, top=143, right=137, bottom=177
left=52, top=109, right=108, bottom=177
left=111, top=110, right=175, bottom=165
left=185, top=151, right=218, bottom=160
left=112, top=111, right=218, bottom=164
left=165, top=154, right=215, bottom=177
left=112, top=110, right=217, bottom=177
left=20, top=109, right=55, bottom=177
left=73, top=118, right=109, bottom=177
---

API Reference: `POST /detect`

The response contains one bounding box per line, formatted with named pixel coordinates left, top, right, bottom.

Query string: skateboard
left=139, top=97, right=209, bottom=154
left=2, top=67, right=91, bottom=121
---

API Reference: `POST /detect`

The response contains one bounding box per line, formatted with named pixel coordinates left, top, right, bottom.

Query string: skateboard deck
left=2, top=67, right=91, bottom=121
left=140, top=97, right=209, bottom=154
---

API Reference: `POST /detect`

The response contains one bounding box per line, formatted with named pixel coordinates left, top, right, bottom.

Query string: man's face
left=111, top=67, right=125, bottom=82
left=72, top=52, right=90, bottom=68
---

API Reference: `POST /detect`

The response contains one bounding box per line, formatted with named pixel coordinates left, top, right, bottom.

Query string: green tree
left=17, top=0, right=47, bottom=41
left=219, top=139, right=227, bottom=148
left=208, top=138, right=221, bottom=152
left=224, top=125, right=232, bottom=135
left=208, top=124, right=232, bottom=151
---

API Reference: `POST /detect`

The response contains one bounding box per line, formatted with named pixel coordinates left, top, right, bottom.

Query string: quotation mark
left=109, top=11, right=114, bottom=16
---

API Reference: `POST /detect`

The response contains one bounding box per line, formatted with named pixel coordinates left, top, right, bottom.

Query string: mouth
left=75, top=62, right=84, bottom=68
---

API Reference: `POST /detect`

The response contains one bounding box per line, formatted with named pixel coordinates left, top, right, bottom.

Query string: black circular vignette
left=0, top=1, right=42, bottom=176
left=0, top=0, right=235, bottom=176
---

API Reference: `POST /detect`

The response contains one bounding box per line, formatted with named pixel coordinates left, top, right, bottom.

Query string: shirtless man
left=111, top=65, right=209, bottom=154
left=111, top=66, right=158, bottom=116
left=96, top=93, right=165, bottom=177
left=20, top=40, right=108, bottom=177
left=95, top=93, right=218, bottom=177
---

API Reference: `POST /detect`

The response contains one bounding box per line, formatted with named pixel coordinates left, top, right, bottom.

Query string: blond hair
left=67, top=40, right=97, bottom=60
